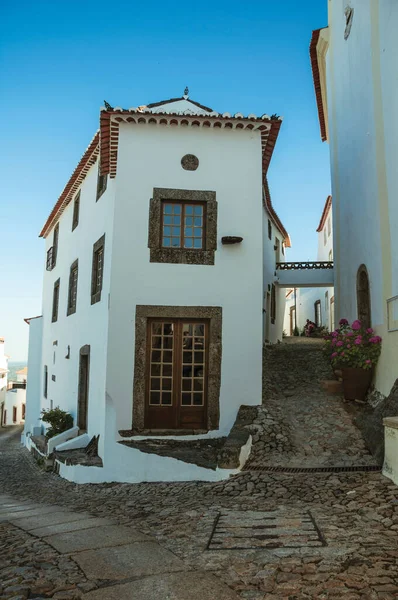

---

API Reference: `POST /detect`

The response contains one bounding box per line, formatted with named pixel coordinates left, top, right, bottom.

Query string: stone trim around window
left=148, top=188, right=217, bottom=265
left=91, top=234, right=105, bottom=305
left=132, top=305, right=222, bottom=433
left=67, top=259, right=79, bottom=316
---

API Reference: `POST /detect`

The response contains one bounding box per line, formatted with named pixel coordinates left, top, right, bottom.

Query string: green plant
left=41, top=407, right=73, bottom=439
left=293, top=326, right=300, bottom=336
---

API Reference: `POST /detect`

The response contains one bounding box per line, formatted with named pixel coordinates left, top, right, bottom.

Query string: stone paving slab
left=9, top=509, right=91, bottom=530
left=30, top=516, right=114, bottom=538
left=82, top=572, right=240, bottom=599
left=73, top=541, right=185, bottom=580
left=44, top=524, right=150, bottom=553
left=0, top=505, right=65, bottom=522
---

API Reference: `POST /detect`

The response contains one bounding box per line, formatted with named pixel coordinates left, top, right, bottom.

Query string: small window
left=271, top=284, right=276, bottom=324
left=344, top=6, right=354, bottom=40
left=96, top=168, right=107, bottom=201
left=282, top=243, right=285, bottom=256
left=161, top=202, right=205, bottom=249
left=327, top=217, right=331, bottom=237
left=52, top=278, right=60, bottom=322
left=324, top=228, right=327, bottom=245
left=13, top=406, right=17, bottom=423
left=67, top=259, right=79, bottom=316
left=52, top=223, right=59, bottom=268
left=329, top=249, right=333, bottom=261
left=91, top=234, right=105, bottom=304
left=72, top=192, right=80, bottom=231
left=22, top=404, right=26, bottom=419
left=268, top=219, right=272, bottom=240
left=44, top=365, right=48, bottom=398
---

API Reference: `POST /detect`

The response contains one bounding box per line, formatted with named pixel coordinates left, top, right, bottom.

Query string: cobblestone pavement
left=1, top=340, right=398, bottom=599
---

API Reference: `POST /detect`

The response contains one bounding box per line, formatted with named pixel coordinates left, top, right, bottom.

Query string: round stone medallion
left=181, top=154, right=199, bottom=171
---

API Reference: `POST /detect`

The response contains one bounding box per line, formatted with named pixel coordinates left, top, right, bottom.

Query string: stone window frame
left=132, top=305, right=222, bottom=433
left=148, top=188, right=217, bottom=265
left=52, top=278, right=60, bottom=323
left=96, top=160, right=107, bottom=202
left=91, top=234, right=105, bottom=305
left=67, top=259, right=79, bottom=316
left=72, top=191, right=80, bottom=231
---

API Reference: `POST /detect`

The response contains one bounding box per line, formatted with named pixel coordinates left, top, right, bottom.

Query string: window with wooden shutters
left=53, top=223, right=59, bottom=266
left=67, top=259, right=78, bottom=316
left=268, top=219, right=272, bottom=240
left=271, top=284, right=276, bottom=324
left=148, top=188, right=217, bottom=265
left=52, top=278, right=60, bottom=322
left=91, top=234, right=105, bottom=304
left=72, top=192, right=80, bottom=231
left=161, top=202, right=205, bottom=249
left=96, top=168, right=107, bottom=201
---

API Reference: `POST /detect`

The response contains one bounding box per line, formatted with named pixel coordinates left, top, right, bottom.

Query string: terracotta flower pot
left=341, top=368, right=373, bottom=401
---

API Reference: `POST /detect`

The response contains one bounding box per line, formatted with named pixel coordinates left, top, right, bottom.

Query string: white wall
left=327, top=0, right=398, bottom=395
left=106, top=123, right=264, bottom=437
left=24, top=317, right=43, bottom=437
left=3, top=388, right=26, bottom=425
left=263, top=212, right=286, bottom=343
left=38, top=159, right=115, bottom=450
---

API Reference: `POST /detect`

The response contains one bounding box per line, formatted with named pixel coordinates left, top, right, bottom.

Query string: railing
left=276, top=261, right=334, bottom=270
left=7, top=381, right=26, bottom=390
left=46, top=246, right=55, bottom=271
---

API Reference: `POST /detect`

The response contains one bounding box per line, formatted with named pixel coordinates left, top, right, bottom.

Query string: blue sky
left=0, top=0, right=329, bottom=360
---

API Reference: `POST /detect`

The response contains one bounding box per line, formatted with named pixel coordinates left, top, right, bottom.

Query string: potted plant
left=323, top=319, right=382, bottom=401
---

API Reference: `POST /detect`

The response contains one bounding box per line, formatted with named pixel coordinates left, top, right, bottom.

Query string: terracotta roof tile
left=316, top=195, right=332, bottom=232
left=310, top=28, right=327, bottom=142
left=263, top=179, right=291, bottom=248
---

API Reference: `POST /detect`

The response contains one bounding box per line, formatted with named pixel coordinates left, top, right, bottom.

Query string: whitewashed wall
left=24, top=317, right=43, bottom=438
left=38, top=161, right=115, bottom=451
left=4, top=388, right=26, bottom=425
left=106, top=123, right=264, bottom=438
left=327, top=0, right=398, bottom=395
left=263, top=212, right=286, bottom=343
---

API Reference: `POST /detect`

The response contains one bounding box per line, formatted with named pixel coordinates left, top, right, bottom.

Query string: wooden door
left=13, top=406, right=17, bottom=423
left=78, top=346, right=90, bottom=431
left=290, top=306, right=296, bottom=335
left=145, top=320, right=208, bottom=430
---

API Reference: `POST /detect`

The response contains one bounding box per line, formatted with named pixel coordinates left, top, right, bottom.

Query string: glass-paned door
left=145, top=320, right=208, bottom=430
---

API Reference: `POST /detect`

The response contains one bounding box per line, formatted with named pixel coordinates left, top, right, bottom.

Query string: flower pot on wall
left=341, top=368, right=373, bottom=401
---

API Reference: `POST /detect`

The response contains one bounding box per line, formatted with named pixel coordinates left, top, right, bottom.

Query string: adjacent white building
left=24, top=93, right=290, bottom=483
left=0, top=339, right=27, bottom=427
left=0, top=338, right=9, bottom=425
left=310, top=0, right=398, bottom=399
left=283, top=196, right=335, bottom=334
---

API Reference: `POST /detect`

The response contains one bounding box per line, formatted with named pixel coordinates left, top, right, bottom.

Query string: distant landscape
left=8, top=361, right=27, bottom=382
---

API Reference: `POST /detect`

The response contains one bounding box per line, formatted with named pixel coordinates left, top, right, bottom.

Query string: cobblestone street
left=1, top=341, right=398, bottom=599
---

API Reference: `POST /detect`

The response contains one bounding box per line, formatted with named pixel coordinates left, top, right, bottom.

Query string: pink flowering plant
left=323, top=319, right=382, bottom=370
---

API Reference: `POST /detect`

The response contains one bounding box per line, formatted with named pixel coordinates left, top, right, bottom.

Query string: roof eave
left=310, top=28, right=328, bottom=143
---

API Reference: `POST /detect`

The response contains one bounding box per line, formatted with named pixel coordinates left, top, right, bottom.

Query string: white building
left=283, top=196, right=335, bottom=335
left=0, top=340, right=26, bottom=427
left=310, top=0, right=398, bottom=399
left=24, top=93, right=290, bottom=483
left=0, top=338, right=9, bottom=425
